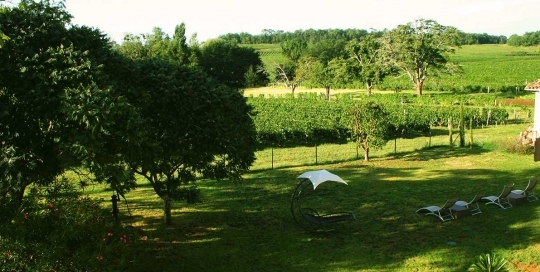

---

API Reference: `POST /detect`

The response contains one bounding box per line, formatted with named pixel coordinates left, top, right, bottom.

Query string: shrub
left=0, top=177, right=143, bottom=271
left=500, top=137, right=534, bottom=155
left=468, top=253, right=509, bottom=272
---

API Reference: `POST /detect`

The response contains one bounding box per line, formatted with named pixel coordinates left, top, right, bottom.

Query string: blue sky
left=64, top=0, right=540, bottom=43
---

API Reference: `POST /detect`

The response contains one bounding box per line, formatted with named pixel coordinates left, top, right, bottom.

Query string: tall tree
left=168, top=23, right=189, bottom=64
left=198, top=39, right=267, bottom=89
left=117, top=59, right=257, bottom=224
left=297, top=39, right=347, bottom=99
left=346, top=34, right=390, bottom=95
left=280, top=38, right=307, bottom=62
left=380, top=19, right=463, bottom=95
left=0, top=0, right=121, bottom=221
left=274, top=62, right=303, bottom=94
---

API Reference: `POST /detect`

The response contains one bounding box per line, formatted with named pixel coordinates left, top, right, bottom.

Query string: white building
left=525, top=79, right=540, bottom=161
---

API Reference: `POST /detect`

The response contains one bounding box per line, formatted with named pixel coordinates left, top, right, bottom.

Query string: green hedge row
left=248, top=94, right=510, bottom=147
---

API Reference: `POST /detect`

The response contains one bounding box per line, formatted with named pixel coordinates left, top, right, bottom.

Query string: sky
left=61, top=0, right=540, bottom=44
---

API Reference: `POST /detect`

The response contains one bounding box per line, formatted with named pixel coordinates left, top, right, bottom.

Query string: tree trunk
left=163, top=195, right=172, bottom=225
left=325, top=86, right=330, bottom=100
left=364, top=146, right=369, bottom=161
left=366, top=81, right=372, bottom=95
left=416, top=81, right=423, bottom=96
left=291, top=84, right=296, bottom=95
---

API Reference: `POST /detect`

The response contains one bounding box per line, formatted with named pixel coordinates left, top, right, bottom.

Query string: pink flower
left=47, top=203, right=54, bottom=208
left=23, top=213, right=29, bottom=219
left=107, top=232, right=113, bottom=237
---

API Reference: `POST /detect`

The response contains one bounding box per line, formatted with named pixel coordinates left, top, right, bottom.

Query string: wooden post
left=271, top=147, right=274, bottom=169
left=448, top=117, right=453, bottom=146
left=315, top=143, right=318, bottom=165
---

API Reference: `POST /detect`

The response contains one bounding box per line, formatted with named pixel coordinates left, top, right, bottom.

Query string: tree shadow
left=116, top=146, right=540, bottom=271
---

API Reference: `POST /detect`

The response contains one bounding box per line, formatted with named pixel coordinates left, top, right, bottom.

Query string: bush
left=0, top=177, right=143, bottom=271
left=500, top=137, right=534, bottom=155
left=468, top=253, right=508, bottom=272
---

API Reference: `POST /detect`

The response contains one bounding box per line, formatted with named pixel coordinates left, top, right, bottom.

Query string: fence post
left=315, top=143, right=318, bottom=165
left=271, top=146, right=274, bottom=169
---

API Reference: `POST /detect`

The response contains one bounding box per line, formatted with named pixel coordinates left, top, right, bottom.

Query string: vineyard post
left=448, top=116, right=453, bottom=146
left=315, top=143, right=318, bottom=165
left=459, top=100, right=465, bottom=147
left=429, top=125, right=432, bottom=147
left=469, top=118, right=474, bottom=149
left=271, top=146, right=274, bottom=169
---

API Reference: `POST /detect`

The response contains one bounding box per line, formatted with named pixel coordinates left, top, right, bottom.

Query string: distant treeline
left=507, top=31, right=540, bottom=46
left=219, top=28, right=507, bottom=45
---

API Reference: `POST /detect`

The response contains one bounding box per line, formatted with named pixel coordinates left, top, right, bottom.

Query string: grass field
left=87, top=120, right=540, bottom=271
left=247, top=43, right=540, bottom=93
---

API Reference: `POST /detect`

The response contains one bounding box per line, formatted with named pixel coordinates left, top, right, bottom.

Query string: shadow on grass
left=117, top=146, right=540, bottom=272
left=395, top=144, right=490, bottom=161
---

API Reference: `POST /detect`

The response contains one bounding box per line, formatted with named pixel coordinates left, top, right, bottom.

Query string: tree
left=0, top=0, right=122, bottom=221
left=116, top=59, right=257, bottom=224
left=297, top=39, right=347, bottom=99
left=168, top=23, right=189, bottom=64
left=274, top=62, right=303, bottom=94
left=117, top=23, right=192, bottom=65
left=297, top=56, right=335, bottom=99
left=380, top=19, right=463, bottom=95
left=198, top=39, right=267, bottom=89
left=346, top=34, right=391, bottom=95
left=280, top=38, right=307, bottom=62
left=346, top=101, right=392, bottom=161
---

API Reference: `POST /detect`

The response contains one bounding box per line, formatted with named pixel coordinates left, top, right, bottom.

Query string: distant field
left=245, top=43, right=540, bottom=93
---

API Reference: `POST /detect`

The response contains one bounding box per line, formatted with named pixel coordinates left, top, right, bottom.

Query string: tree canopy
left=0, top=0, right=259, bottom=225
left=380, top=19, right=463, bottom=95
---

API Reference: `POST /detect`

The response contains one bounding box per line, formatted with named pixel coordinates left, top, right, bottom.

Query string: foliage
left=114, top=58, right=257, bottom=224
left=247, top=93, right=509, bottom=149
left=256, top=43, right=540, bottom=93
left=116, top=24, right=191, bottom=65
left=248, top=93, right=350, bottom=147
left=468, top=253, right=509, bottom=272
left=380, top=19, right=464, bottom=95
left=507, top=31, right=540, bottom=46
left=198, top=39, right=268, bottom=88
left=346, top=34, right=391, bottom=94
left=0, top=178, right=142, bottom=271
left=0, top=0, right=119, bottom=222
left=298, top=39, right=348, bottom=99
left=280, top=38, right=307, bottom=62
left=274, top=61, right=303, bottom=93
left=219, top=27, right=505, bottom=46
left=346, top=101, right=392, bottom=161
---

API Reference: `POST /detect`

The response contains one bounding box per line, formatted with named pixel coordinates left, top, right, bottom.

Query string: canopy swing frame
left=290, top=178, right=355, bottom=232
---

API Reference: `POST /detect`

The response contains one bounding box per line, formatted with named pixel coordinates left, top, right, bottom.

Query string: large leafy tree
left=0, top=0, right=122, bottom=221
left=380, top=19, right=463, bottom=95
left=346, top=34, right=391, bottom=95
left=297, top=39, right=347, bottom=99
left=198, top=39, right=267, bottom=89
left=117, top=59, right=257, bottom=224
left=274, top=38, right=308, bottom=94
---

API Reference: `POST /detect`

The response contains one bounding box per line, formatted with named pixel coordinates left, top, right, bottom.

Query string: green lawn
left=87, top=122, right=540, bottom=271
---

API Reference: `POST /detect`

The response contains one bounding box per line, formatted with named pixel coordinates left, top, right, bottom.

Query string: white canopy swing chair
left=290, top=170, right=356, bottom=232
